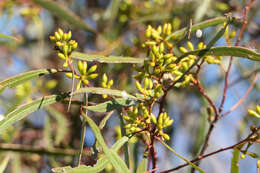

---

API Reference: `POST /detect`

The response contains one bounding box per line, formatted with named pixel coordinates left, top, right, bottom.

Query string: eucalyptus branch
left=159, top=127, right=259, bottom=173
left=0, top=143, right=81, bottom=156
left=219, top=0, right=256, bottom=113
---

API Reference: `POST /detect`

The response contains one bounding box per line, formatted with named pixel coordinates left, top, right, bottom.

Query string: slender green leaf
left=71, top=51, right=144, bottom=64
left=182, top=46, right=260, bottom=61
left=160, top=140, right=205, bottom=173
left=166, top=16, right=237, bottom=41
left=136, top=155, right=147, bottom=173
left=0, top=94, right=69, bottom=134
left=0, top=33, right=20, bottom=42
left=52, top=136, right=128, bottom=173
left=81, top=112, right=129, bottom=173
left=0, top=69, right=58, bottom=94
left=73, top=87, right=137, bottom=99
left=231, top=148, right=240, bottom=173
left=99, top=111, right=114, bottom=129
left=34, top=0, right=96, bottom=33
left=0, top=155, right=10, bottom=173
left=87, top=98, right=136, bottom=113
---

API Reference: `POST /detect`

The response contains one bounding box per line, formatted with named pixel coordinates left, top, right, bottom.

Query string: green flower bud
left=88, top=73, right=98, bottom=79
left=256, top=105, right=260, bottom=114
left=56, top=41, right=62, bottom=47
left=54, top=31, right=61, bottom=41
left=187, top=41, right=194, bottom=51
left=72, top=42, right=78, bottom=50
left=108, top=80, right=114, bottom=87
left=166, top=23, right=172, bottom=35
left=58, top=53, right=66, bottom=60
left=145, top=41, right=157, bottom=46
left=179, top=47, right=188, bottom=53
left=165, top=119, right=174, bottom=127
left=157, top=25, right=162, bottom=35
left=248, top=110, right=260, bottom=118
left=159, top=43, right=165, bottom=53
left=136, top=81, right=143, bottom=92
left=63, top=44, right=69, bottom=56
left=123, top=115, right=131, bottom=121
left=101, top=82, right=107, bottom=88
left=49, top=36, right=56, bottom=42
left=144, top=78, right=149, bottom=89
left=88, top=65, right=97, bottom=74
left=65, top=72, right=73, bottom=78
left=63, top=61, right=68, bottom=68
left=83, top=79, right=89, bottom=85
left=148, top=79, right=153, bottom=89
left=77, top=61, right=84, bottom=74
left=76, top=81, right=82, bottom=90
left=82, top=61, right=87, bottom=75
left=58, top=28, right=64, bottom=38
left=162, top=133, right=170, bottom=140
left=102, top=73, right=108, bottom=84
left=197, top=42, right=204, bottom=49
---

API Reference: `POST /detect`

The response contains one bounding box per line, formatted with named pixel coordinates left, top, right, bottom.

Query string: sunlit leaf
left=166, top=16, right=237, bottom=41
left=52, top=136, right=129, bottom=173
left=34, top=0, right=96, bottom=33
left=0, top=94, right=69, bottom=134
left=71, top=51, right=144, bottom=64
left=0, top=69, right=58, bottom=94
left=73, top=87, right=137, bottom=99
left=87, top=98, right=136, bottom=113
left=182, top=46, right=260, bottom=61
left=81, top=112, right=129, bottom=173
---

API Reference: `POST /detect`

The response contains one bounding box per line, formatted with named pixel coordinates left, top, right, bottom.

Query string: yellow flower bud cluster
left=123, top=104, right=149, bottom=134
left=248, top=105, right=260, bottom=119
left=123, top=103, right=174, bottom=140
left=49, top=28, right=78, bottom=68
left=136, top=78, right=164, bottom=99
left=101, top=73, right=114, bottom=98
left=152, top=112, right=173, bottom=140
left=66, top=61, right=98, bottom=90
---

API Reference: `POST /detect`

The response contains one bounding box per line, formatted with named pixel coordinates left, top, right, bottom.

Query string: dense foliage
left=0, top=0, right=259, bottom=173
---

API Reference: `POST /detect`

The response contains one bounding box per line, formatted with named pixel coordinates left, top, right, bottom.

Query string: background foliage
left=0, top=0, right=259, bottom=173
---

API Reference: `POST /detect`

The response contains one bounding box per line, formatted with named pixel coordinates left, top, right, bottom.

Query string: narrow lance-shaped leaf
left=87, top=98, right=136, bottom=113
left=81, top=112, right=129, bottom=173
left=71, top=51, right=144, bottom=64
left=0, top=93, right=69, bottom=134
left=181, top=46, right=260, bottom=61
left=52, top=136, right=129, bottom=173
left=73, top=87, right=137, bottom=100
left=166, top=16, right=238, bottom=41
left=34, top=0, right=96, bottom=33
left=0, top=69, right=58, bottom=94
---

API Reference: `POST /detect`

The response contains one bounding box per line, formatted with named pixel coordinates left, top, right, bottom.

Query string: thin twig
left=222, top=73, right=258, bottom=117
left=159, top=127, right=259, bottom=173
left=0, top=143, right=81, bottom=156
left=219, top=0, right=256, bottom=113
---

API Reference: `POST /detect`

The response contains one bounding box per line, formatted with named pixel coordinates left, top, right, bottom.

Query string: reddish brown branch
left=219, top=0, right=256, bottom=113
left=159, top=127, right=259, bottom=173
